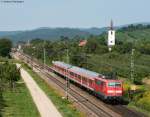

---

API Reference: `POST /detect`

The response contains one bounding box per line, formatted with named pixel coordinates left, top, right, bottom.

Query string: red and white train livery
left=51, top=61, right=123, bottom=100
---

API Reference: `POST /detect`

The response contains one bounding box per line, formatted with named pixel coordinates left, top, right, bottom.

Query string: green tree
left=0, top=38, right=12, bottom=57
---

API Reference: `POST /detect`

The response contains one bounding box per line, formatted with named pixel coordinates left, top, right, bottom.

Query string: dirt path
left=143, top=77, right=150, bottom=85
left=16, top=64, right=62, bottom=117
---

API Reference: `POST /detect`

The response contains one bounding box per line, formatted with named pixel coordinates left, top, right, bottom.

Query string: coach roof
left=71, top=66, right=99, bottom=78
left=53, top=61, right=99, bottom=78
left=52, top=61, right=72, bottom=69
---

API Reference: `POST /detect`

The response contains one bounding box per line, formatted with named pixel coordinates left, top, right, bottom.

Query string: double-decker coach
left=51, top=61, right=123, bottom=100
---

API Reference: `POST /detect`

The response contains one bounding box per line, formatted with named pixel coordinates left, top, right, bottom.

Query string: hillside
left=0, top=27, right=105, bottom=43
left=80, top=27, right=107, bottom=35
left=0, top=23, right=149, bottom=48
left=0, top=23, right=150, bottom=44
left=116, top=28, right=150, bottom=42
left=0, top=31, right=22, bottom=37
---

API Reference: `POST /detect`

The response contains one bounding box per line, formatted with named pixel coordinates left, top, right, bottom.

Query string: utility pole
left=66, top=48, right=70, bottom=100
left=131, top=49, right=135, bottom=83
left=43, top=40, right=46, bottom=69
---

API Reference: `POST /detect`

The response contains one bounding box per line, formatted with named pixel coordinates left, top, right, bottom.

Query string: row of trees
left=0, top=38, right=12, bottom=57
left=0, top=38, right=20, bottom=116
left=0, top=59, right=20, bottom=116
left=119, top=24, right=150, bottom=32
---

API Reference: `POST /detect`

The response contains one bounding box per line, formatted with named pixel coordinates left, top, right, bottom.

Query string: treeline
left=0, top=38, right=20, bottom=116
left=0, top=59, right=20, bottom=116
left=119, top=24, right=150, bottom=32
left=0, top=38, right=12, bottom=57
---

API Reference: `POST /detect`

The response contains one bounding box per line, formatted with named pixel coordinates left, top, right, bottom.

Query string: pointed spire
left=110, top=20, right=113, bottom=30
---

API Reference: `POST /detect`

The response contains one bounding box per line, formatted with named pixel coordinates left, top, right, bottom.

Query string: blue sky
left=0, top=0, right=150, bottom=31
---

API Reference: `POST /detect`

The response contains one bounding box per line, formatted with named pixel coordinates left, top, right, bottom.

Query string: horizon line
left=0, top=21, right=149, bottom=31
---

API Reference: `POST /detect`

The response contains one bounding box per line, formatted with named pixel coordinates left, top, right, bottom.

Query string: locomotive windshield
left=108, top=82, right=121, bottom=87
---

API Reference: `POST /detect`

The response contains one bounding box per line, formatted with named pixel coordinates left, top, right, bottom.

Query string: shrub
left=135, top=91, right=150, bottom=112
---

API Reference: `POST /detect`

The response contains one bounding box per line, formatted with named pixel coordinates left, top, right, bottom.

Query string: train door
left=95, top=79, right=107, bottom=99
left=89, top=79, right=93, bottom=89
left=101, top=82, right=106, bottom=94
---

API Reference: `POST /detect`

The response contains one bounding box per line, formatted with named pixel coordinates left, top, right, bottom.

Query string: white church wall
left=108, top=30, right=115, bottom=46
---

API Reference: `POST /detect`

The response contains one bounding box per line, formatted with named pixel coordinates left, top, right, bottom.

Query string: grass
left=22, top=63, right=84, bottom=117
left=1, top=80, right=40, bottom=117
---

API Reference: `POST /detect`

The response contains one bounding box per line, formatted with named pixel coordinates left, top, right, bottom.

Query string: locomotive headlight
left=107, top=90, right=122, bottom=93
left=115, top=90, right=122, bottom=93
left=107, top=90, right=114, bottom=93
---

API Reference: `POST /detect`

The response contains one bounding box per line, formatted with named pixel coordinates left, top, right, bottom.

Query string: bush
left=135, top=91, right=150, bottom=112
left=0, top=38, right=12, bottom=57
left=0, top=60, right=20, bottom=90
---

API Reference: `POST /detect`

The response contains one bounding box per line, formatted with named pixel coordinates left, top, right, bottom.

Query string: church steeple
left=110, top=20, right=113, bottom=30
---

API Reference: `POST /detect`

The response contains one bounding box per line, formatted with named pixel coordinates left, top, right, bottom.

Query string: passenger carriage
left=51, top=61, right=123, bottom=101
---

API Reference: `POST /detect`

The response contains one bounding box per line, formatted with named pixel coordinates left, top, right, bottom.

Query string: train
left=51, top=61, right=123, bottom=101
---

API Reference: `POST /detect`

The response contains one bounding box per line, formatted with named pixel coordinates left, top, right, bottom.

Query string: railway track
left=22, top=54, right=116, bottom=117
left=43, top=71, right=114, bottom=117
left=43, top=69, right=146, bottom=117
left=17, top=52, right=119, bottom=117
left=15, top=52, right=147, bottom=117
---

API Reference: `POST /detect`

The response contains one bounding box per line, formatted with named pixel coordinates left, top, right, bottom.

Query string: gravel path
left=16, top=64, right=62, bottom=117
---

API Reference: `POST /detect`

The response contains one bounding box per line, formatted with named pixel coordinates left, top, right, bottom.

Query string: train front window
left=108, top=82, right=121, bottom=87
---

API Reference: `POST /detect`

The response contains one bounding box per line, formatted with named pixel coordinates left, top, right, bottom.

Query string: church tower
left=108, top=20, right=115, bottom=51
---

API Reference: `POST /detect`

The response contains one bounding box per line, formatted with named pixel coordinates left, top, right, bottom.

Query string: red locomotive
left=51, top=61, right=123, bottom=100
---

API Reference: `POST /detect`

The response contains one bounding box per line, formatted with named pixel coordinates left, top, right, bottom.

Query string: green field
left=86, top=53, right=150, bottom=79
left=1, top=80, right=40, bottom=117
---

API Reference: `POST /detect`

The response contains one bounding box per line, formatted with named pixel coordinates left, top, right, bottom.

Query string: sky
left=0, top=0, right=150, bottom=31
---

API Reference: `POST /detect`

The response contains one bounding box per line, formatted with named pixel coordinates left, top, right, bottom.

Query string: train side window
left=85, top=77, right=87, bottom=82
left=83, top=77, right=87, bottom=82
left=61, top=68, right=63, bottom=71
left=78, top=75, right=81, bottom=80
left=89, top=80, right=92, bottom=84
left=78, top=75, right=81, bottom=78
left=83, top=77, right=85, bottom=81
left=70, top=72, right=74, bottom=76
